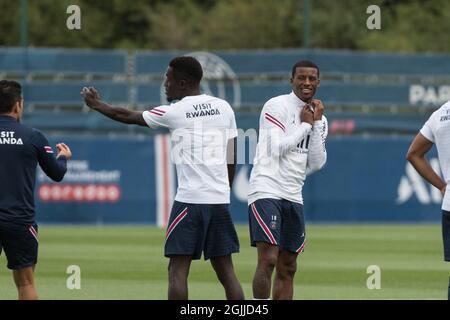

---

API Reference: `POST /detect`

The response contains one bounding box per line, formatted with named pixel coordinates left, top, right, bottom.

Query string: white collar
left=289, top=91, right=306, bottom=107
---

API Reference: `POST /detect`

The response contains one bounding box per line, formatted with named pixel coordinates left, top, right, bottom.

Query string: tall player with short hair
left=247, top=60, right=328, bottom=300
left=81, top=56, right=244, bottom=300
left=406, top=100, right=450, bottom=299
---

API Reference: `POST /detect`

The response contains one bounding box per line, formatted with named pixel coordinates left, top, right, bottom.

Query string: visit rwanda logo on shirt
left=0, top=131, right=23, bottom=145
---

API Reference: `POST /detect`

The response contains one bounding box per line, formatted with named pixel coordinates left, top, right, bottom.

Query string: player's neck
left=292, top=91, right=312, bottom=104
left=188, top=89, right=201, bottom=97
left=0, top=112, right=18, bottom=121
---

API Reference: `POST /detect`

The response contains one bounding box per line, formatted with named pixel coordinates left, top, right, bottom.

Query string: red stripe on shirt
left=150, top=110, right=164, bottom=116
left=153, top=108, right=166, bottom=114
left=265, top=116, right=285, bottom=132
left=265, top=113, right=285, bottom=131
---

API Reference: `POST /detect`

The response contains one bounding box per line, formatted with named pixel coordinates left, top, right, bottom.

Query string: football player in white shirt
left=248, top=60, right=327, bottom=300
left=81, top=56, right=244, bottom=300
left=407, top=100, right=450, bottom=299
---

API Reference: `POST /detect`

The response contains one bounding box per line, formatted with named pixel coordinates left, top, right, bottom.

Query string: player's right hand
left=81, top=87, right=101, bottom=108
left=300, top=104, right=314, bottom=125
left=56, top=143, right=72, bottom=160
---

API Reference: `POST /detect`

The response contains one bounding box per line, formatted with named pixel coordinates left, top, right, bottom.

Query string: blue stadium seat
left=135, top=49, right=450, bottom=77
left=136, top=81, right=413, bottom=108
left=0, top=48, right=127, bottom=75
left=23, top=81, right=129, bottom=106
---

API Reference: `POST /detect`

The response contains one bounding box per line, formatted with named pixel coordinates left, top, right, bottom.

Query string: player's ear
left=13, top=99, right=22, bottom=114
left=179, top=79, right=187, bottom=89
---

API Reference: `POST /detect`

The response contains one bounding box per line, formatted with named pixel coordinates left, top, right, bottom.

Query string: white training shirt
left=142, top=94, right=237, bottom=204
left=248, top=91, right=328, bottom=205
left=420, top=100, right=450, bottom=211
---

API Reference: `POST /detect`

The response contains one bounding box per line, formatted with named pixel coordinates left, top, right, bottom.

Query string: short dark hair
left=291, top=60, right=320, bottom=78
left=0, top=80, right=22, bottom=113
left=169, top=56, right=203, bottom=85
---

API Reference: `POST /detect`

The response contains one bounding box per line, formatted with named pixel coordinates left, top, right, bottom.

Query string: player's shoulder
left=29, top=127, right=47, bottom=141
left=202, top=94, right=235, bottom=114
left=428, top=100, right=450, bottom=122
left=438, top=100, right=450, bottom=113
left=265, top=93, right=290, bottom=106
left=262, top=94, right=290, bottom=112
left=203, top=94, right=232, bottom=106
left=15, top=122, right=39, bottom=137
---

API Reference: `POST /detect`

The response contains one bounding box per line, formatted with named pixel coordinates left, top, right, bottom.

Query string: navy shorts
left=164, top=201, right=240, bottom=260
left=443, top=211, right=450, bottom=262
left=249, top=198, right=306, bottom=254
left=0, top=222, right=39, bottom=270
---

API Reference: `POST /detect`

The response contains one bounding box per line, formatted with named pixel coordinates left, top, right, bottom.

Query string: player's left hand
left=81, top=87, right=101, bottom=108
left=311, top=99, right=325, bottom=121
left=56, top=143, right=72, bottom=160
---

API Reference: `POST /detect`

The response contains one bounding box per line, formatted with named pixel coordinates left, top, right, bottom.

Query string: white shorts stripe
left=296, top=240, right=306, bottom=253
left=29, top=226, right=38, bottom=242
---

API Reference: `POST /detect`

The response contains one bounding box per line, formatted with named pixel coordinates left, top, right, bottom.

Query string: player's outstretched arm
left=407, top=133, right=446, bottom=195
left=81, top=87, right=147, bottom=127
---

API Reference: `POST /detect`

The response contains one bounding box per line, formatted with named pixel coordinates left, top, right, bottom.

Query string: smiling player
left=247, top=60, right=328, bottom=300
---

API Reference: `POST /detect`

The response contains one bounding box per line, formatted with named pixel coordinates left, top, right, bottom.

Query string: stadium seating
left=0, top=47, right=127, bottom=76
left=1, top=47, right=449, bottom=134
left=135, top=49, right=450, bottom=77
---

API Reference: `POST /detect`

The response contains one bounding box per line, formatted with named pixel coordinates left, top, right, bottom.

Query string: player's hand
left=311, top=99, right=325, bottom=121
left=300, top=105, right=314, bottom=125
left=56, top=143, right=72, bottom=160
left=81, top=87, right=101, bottom=108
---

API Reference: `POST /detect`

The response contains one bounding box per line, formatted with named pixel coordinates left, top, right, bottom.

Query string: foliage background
left=0, top=0, right=449, bottom=52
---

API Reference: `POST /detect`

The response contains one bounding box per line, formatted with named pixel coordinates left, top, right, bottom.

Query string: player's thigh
left=280, top=201, right=306, bottom=254
left=248, top=199, right=282, bottom=247
left=204, top=204, right=239, bottom=260
left=442, top=210, right=450, bottom=262
left=164, top=202, right=204, bottom=259
left=0, top=222, right=38, bottom=271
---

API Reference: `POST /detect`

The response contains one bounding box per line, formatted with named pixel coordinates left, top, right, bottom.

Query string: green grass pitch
left=0, top=224, right=448, bottom=300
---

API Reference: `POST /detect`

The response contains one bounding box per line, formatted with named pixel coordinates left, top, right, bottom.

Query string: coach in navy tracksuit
left=0, top=80, right=72, bottom=300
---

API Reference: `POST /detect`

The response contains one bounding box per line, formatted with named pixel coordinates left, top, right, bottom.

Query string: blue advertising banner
left=35, top=135, right=442, bottom=224
left=229, top=136, right=441, bottom=223
left=36, top=136, right=156, bottom=224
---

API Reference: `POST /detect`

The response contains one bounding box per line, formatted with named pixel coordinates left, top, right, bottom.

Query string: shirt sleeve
left=142, top=105, right=173, bottom=129
left=31, top=130, right=67, bottom=182
left=306, top=116, right=328, bottom=174
left=228, top=105, right=238, bottom=139
left=261, top=101, right=312, bottom=157
left=420, top=113, right=436, bottom=143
